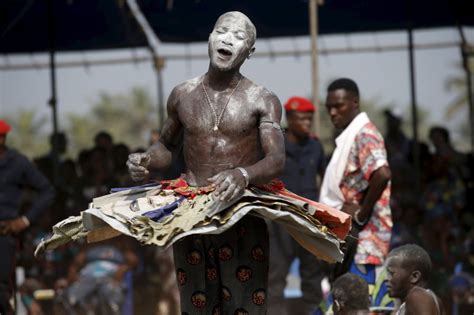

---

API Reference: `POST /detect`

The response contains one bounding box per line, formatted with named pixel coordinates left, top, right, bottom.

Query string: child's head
left=386, top=244, right=432, bottom=300
left=332, top=273, right=370, bottom=315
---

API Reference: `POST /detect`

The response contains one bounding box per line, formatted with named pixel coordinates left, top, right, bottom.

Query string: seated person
left=58, top=237, right=138, bottom=315
left=332, top=273, right=370, bottom=315
left=386, top=244, right=445, bottom=315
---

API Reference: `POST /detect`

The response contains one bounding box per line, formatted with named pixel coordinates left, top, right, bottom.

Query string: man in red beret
left=284, top=96, right=316, bottom=113
left=0, top=119, right=55, bottom=315
left=0, top=120, right=11, bottom=135
left=267, top=97, right=327, bottom=314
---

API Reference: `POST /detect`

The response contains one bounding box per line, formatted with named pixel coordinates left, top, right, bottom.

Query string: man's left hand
left=0, top=217, right=29, bottom=235
left=341, top=202, right=361, bottom=217
left=208, top=169, right=246, bottom=202
left=342, top=202, right=371, bottom=227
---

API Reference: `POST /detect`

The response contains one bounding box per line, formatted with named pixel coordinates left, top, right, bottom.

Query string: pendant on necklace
left=213, top=126, right=218, bottom=131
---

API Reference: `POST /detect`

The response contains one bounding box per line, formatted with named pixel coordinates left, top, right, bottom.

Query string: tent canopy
left=1, top=0, right=473, bottom=54
left=0, top=1, right=147, bottom=53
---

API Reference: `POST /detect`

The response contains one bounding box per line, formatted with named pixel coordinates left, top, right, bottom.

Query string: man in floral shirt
left=321, top=78, right=393, bottom=310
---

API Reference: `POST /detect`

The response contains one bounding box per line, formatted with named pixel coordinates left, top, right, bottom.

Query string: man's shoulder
left=359, top=121, right=382, bottom=134
left=242, top=78, right=276, bottom=98
left=355, top=122, right=384, bottom=142
left=243, top=80, right=281, bottom=112
left=5, top=149, right=30, bottom=166
left=7, top=149, right=25, bottom=160
left=174, top=75, right=202, bottom=92
left=406, top=287, right=439, bottom=311
left=167, top=76, right=202, bottom=109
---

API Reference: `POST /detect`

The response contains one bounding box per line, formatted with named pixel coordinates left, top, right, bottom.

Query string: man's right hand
left=0, top=217, right=29, bottom=235
left=127, top=152, right=151, bottom=181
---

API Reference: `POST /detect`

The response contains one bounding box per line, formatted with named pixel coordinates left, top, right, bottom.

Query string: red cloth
left=283, top=96, right=315, bottom=112
left=258, top=179, right=351, bottom=240
left=277, top=189, right=351, bottom=240
left=161, top=178, right=351, bottom=240
left=160, top=178, right=214, bottom=198
left=0, top=120, right=11, bottom=134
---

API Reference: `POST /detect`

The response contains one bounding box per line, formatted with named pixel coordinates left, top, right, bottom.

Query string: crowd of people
left=0, top=125, right=183, bottom=315
left=384, top=118, right=473, bottom=314
left=1, top=89, right=470, bottom=315
left=0, top=10, right=473, bottom=315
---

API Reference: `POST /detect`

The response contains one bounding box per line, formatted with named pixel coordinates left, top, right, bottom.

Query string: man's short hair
left=49, top=132, right=66, bottom=144
left=94, top=131, right=113, bottom=143
left=332, top=273, right=370, bottom=311
left=389, top=244, right=432, bottom=281
left=327, top=78, right=359, bottom=98
left=429, top=126, right=450, bottom=143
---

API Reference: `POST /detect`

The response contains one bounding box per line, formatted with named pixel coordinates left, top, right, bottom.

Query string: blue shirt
left=0, top=148, right=55, bottom=222
left=280, top=135, right=325, bottom=201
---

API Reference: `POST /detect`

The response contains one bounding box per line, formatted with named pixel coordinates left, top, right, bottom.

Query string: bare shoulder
left=168, top=75, right=203, bottom=107
left=243, top=78, right=282, bottom=115
left=180, top=75, right=202, bottom=92
left=405, top=287, right=441, bottom=315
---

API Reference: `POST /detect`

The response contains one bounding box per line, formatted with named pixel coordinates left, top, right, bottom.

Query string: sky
left=1, top=27, right=473, bottom=149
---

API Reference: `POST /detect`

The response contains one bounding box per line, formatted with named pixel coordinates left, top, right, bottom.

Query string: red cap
left=0, top=120, right=11, bottom=134
left=284, top=96, right=315, bottom=112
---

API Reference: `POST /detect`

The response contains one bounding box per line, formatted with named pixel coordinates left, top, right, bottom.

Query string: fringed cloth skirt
left=36, top=178, right=351, bottom=263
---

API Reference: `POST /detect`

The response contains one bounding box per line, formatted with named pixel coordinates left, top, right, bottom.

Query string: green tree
left=4, top=109, right=49, bottom=159
left=67, top=113, right=97, bottom=154
left=444, top=59, right=473, bottom=149
left=66, top=86, right=158, bottom=157
left=445, top=59, right=474, bottom=119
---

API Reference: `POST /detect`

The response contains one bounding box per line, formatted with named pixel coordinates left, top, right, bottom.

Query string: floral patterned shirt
left=340, top=122, right=393, bottom=265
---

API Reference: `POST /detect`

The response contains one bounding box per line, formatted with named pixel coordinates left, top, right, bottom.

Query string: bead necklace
left=201, top=75, right=242, bottom=131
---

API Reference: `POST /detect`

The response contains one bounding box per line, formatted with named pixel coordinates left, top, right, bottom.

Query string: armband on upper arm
left=259, top=120, right=282, bottom=131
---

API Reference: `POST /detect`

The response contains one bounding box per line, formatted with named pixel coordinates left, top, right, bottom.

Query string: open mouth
left=217, top=48, right=232, bottom=57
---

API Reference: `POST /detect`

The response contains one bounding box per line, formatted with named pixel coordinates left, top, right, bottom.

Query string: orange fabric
left=278, top=189, right=351, bottom=240
left=160, top=178, right=351, bottom=240
left=258, top=179, right=351, bottom=240
left=160, top=178, right=214, bottom=198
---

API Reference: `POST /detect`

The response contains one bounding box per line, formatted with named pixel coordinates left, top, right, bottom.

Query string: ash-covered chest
left=178, top=90, right=260, bottom=136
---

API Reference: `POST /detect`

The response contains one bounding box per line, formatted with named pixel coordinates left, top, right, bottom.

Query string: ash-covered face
left=208, top=12, right=256, bottom=72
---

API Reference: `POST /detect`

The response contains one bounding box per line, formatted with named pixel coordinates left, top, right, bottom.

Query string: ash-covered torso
left=164, top=75, right=277, bottom=186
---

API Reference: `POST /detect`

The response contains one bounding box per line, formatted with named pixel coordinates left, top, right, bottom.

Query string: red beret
left=284, top=96, right=315, bottom=112
left=0, top=120, right=11, bottom=134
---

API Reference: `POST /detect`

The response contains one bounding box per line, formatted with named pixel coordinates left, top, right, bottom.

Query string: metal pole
left=154, top=56, right=165, bottom=129
left=126, top=0, right=165, bottom=130
left=463, top=49, right=474, bottom=153
left=309, top=0, right=320, bottom=136
left=1, top=41, right=462, bottom=71
left=408, top=26, right=420, bottom=189
left=456, top=25, right=474, bottom=153
left=48, top=0, right=59, bottom=185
